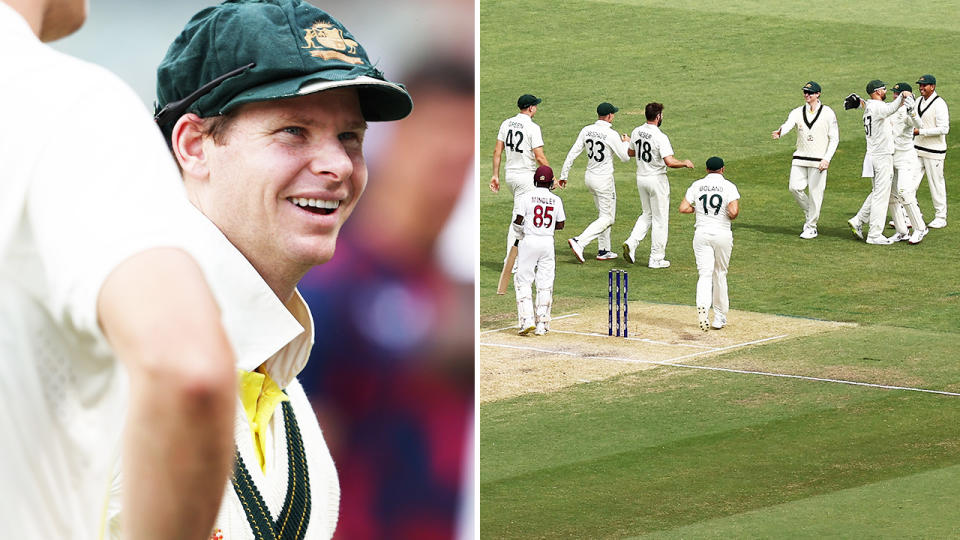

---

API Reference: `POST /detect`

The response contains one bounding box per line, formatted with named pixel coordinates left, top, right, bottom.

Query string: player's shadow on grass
left=735, top=222, right=855, bottom=240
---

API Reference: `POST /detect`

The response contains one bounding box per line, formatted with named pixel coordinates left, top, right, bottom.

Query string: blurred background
left=54, top=1, right=475, bottom=538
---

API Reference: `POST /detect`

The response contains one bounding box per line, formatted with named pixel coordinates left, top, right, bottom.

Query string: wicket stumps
left=608, top=269, right=628, bottom=337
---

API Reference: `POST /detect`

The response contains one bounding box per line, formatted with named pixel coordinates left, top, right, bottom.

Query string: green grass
left=480, top=0, right=960, bottom=537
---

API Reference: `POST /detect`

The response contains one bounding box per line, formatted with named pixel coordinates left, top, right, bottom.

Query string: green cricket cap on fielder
left=706, top=156, right=724, bottom=171
left=916, top=74, right=936, bottom=85
left=597, top=102, right=618, bottom=116
left=892, top=82, right=912, bottom=94
left=154, top=0, right=413, bottom=138
left=802, top=81, right=821, bottom=93
left=517, top=94, right=541, bottom=109
left=866, top=80, right=886, bottom=94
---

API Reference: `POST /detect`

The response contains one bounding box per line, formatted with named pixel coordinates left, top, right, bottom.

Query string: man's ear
left=171, top=114, right=209, bottom=178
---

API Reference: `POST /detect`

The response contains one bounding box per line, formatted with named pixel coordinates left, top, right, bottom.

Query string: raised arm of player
left=559, top=130, right=585, bottom=184
left=772, top=108, right=801, bottom=139
left=98, top=248, right=236, bottom=540
left=664, top=155, right=695, bottom=169
left=490, top=140, right=505, bottom=192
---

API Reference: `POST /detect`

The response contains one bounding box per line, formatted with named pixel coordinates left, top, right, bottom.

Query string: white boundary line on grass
left=478, top=338, right=960, bottom=398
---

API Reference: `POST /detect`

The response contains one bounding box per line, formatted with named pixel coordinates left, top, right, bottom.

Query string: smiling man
left=144, top=1, right=413, bottom=538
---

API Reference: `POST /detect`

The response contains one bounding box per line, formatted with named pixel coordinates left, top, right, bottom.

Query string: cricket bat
left=497, top=241, right=519, bottom=295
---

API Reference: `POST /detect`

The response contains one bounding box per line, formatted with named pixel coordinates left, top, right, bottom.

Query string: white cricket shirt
left=559, top=119, right=629, bottom=179
left=630, top=123, right=674, bottom=176
left=777, top=102, right=839, bottom=167
left=863, top=94, right=906, bottom=155
left=684, top=173, right=741, bottom=232
left=497, top=113, right=545, bottom=174
left=891, top=105, right=922, bottom=154
left=513, top=187, right=566, bottom=237
left=0, top=4, right=223, bottom=538
left=915, top=91, right=950, bottom=159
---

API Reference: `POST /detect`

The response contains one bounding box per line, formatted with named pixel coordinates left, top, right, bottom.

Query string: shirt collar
left=181, top=205, right=312, bottom=386
left=595, top=119, right=612, bottom=128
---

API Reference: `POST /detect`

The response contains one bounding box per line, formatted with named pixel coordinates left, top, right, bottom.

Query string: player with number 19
left=491, top=94, right=549, bottom=269
left=679, top=157, right=741, bottom=331
left=561, top=102, right=630, bottom=263
left=513, top=165, right=566, bottom=336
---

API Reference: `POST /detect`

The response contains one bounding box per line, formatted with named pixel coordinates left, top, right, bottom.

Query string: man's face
left=39, top=0, right=87, bottom=42
left=803, top=91, right=819, bottom=105
left=919, top=83, right=935, bottom=98
left=196, top=88, right=368, bottom=275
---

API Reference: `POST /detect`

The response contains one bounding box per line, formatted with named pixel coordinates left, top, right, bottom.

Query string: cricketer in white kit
left=492, top=94, right=549, bottom=264
left=513, top=165, right=566, bottom=336
left=679, top=157, right=741, bottom=332
left=913, top=74, right=950, bottom=228
left=622, top=102, right=695, bottom=269
left=849, top=83, right=928, bottom=244
left=561, top=102, right=630, bottom=262
left=771, top=81, right=839, bottom=239
left=857, top=79, right=910, bottom=244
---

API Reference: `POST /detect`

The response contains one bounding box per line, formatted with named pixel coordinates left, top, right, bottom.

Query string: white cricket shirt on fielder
left=0, top=4, right=224, bottom=538
left=892, top=104, right=922, bottom=154
left=914, top=91, right=950, bottom=160
left=513, top=187, right=567, bottom=237
left=630, top=123, right=674, bottom=176
left=863, top=94, right=906, bottom=155
left=559, top=119, right=629, bottom=179
left=106, top=232, right=341, bottom=539
left=497, top=113, right=545, bottom=174
left=684, top=173, right=741, bottom=231
left=777, top=102, right=839, bottom=167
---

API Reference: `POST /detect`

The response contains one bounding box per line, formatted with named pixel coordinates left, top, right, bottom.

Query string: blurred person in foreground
left=0, top=0, right=237, bottom=538
left=298, top=58, right=475, bottom=540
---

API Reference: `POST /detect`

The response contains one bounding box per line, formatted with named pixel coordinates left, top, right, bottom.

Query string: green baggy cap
left=866, top=80, right=886, bottom=95
left=155, top=0, right=413, bottom=134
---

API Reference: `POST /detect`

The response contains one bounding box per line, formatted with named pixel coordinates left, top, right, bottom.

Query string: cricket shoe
left=928, top=217, right=947, bottom=229
left=648, top=259, right=670, bottom=269
left=622, top=241, right=636, bottom=264
left=847, top=218, right=864, bottom=240
left=890, top=232, right=911, bottom=242
left=799, top=228, right=818, bottom=239
left=908, top=227, right=929, bottom=244
left=596, top=250, right=618, bottom=261
left=888, top=219, right=912, bottom=230
left=534, top=323, right=547, bottom=336
left=865, top=235, right=895, bottom=245
left=712, top=312, right=727, bottom=330
left=568, top=237, right=585, bottom=263
left=697, top=307, right=709, bottom=332
left=518, top=322, right=536, bottom=336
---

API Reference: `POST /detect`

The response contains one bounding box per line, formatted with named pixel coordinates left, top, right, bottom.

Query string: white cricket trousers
left=892, top=151, right=926, bottom=233
left=627, top=173, right=670, bottom=262
left=515, top=235, right=556, bottom=328
left=693, top=229, right=733, bottom=317
left=918, top=156, right=947, bottom=220
left=574, top=171, right=616, bottom=252
left=788, top=164, right=827, bottom=232
left=504, top=171, right=534, bottom=262
left=866, top=153, right=894, bottom=241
